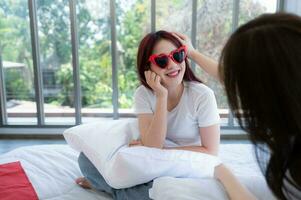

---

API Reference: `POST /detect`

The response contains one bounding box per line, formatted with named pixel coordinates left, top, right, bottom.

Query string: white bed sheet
left=0, top=143, right=275, bottom=200
left=0, top=144, right=112, bottom=200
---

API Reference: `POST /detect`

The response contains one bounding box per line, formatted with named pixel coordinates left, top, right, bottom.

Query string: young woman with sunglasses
left=173, top=12, right=301, bottom=200
left=76, top=30, right=221, bottom=199
left=130, top=30, right=220, bottom=153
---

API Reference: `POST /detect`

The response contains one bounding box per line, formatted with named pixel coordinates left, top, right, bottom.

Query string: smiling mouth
left=166, top=70, right=180, bottom=78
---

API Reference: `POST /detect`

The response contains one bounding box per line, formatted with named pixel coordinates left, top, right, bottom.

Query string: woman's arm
left=164, top=124, right=220, bottom=156
left=137, top=96, right=167, bottom=148
left=190, top=49, right=220, bottom=80
left=172, top=32, right=220, bottom=81
left=214, top=164, right=258, bottom=200
left=163, top=145, right=213, bottom=154
left=136, top=71, right=168, bottom=149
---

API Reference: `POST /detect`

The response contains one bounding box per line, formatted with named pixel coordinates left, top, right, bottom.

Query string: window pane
left=37, top=0, right=75, bottom=125
left=234, top=0, right=277, bottom=127
left=0, top=0, right=37, bottom=125
left=156, top=0, right=192, bottom=35
left=195, top=0, right=233, bottom=125
left=116, top=0, right=150, bottom=111
left=239, top=0, right=278, bottom=25
left=77, top=0, right=113, bottom=123
left=285, top=0, right=301, bottom=15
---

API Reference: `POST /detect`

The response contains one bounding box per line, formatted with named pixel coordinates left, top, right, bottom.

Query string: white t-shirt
left=134, top=81, right=220, bottom=147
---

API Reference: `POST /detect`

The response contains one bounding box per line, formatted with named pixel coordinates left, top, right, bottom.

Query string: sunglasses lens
left=172, top=49, right=185, bottom=63
left=154, top=56, right=168, bottom=68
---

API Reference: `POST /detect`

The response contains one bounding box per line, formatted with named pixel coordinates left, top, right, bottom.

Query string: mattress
left=0, top=144, right=112, bottom=200
left=0, top=143, right=275, bottom=200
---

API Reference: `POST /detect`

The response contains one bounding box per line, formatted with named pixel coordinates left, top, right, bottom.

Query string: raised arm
left=172, top=32, right=220, bottom=81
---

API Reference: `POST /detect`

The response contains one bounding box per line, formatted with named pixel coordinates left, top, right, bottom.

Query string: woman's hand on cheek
left=144, top=70, right=168, bottom=98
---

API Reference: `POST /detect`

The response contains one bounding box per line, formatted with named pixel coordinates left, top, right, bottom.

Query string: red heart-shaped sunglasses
left=148, top=45, right=187, bottom=69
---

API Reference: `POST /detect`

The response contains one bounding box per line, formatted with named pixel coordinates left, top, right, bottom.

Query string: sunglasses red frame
left=148, top=45, right=187, bottom=68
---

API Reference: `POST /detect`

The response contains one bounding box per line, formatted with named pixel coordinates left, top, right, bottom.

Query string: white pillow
left=63, top=119, right=221, bottom=189
left=149, top=177, right=228, bottom=200
left=149, top=176, right=276, bottom=200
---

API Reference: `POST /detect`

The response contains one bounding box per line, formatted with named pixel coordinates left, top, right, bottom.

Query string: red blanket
left=0, top=161, right=39, bottom=200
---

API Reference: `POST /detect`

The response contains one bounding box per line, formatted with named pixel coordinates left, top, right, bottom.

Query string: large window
left=0, top=0, right=279, bottom=128
left=0, top=0, right=37, bottom=125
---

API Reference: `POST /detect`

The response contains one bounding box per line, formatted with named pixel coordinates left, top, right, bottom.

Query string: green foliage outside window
left=0, top=0, right=272, bottom=110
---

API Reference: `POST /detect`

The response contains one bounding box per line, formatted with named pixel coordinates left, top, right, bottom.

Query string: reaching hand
left=144, top=70, right=168, bottom=97
left=172, top=32, right=196, bottom=58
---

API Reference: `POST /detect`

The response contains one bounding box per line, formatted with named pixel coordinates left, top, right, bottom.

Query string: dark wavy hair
left=136, top=30, right=202, bottom=90
left=219, top=13, right=301, bottom=199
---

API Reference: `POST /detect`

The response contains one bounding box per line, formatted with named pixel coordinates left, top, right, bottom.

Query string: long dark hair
left=219, top=13, right=301, bottom=199
left=137, top=30, right=202, bottom=90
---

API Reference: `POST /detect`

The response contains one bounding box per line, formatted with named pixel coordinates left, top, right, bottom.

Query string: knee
left=78, top=152, right=88, bottom=166
left=78, top=152, right=93, bottom=176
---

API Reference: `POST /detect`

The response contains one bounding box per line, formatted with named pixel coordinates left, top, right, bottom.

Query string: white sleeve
left=134, top=87, right=153, bottom=114
left=196, top=90, right=220, bottom=127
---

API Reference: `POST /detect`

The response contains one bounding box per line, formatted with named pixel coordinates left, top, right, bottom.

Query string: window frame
left=0, top=0, right=283, bottom=131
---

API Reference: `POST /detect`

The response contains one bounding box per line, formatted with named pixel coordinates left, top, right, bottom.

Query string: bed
left=0, top=143, right=275, bottom=200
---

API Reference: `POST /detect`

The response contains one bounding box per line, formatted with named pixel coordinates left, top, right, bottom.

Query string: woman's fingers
left=172, top=33, right=185, bottom=45
left=145, top=70, right=155, bottom=82
left=145, top=70, right=151, bottom=80
left=172, top=32, right=187, bottom=41
left=145, top=70, right=159, bottom=87
left=144, top=70, right=167, bottom=97
left=155, top=74, right=161, bottom=85
left=129, top=140, right=143, bottom=147
left=129, top=140, right=137, bottom=146
left=144, top=70, right=152, bottom=85
left=172, top=32, right=195, bottom=57
left=150, top=71, right=157, bottom=81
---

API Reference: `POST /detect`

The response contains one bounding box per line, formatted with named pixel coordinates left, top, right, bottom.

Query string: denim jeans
left=78, top=152, right=153, bottom=200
